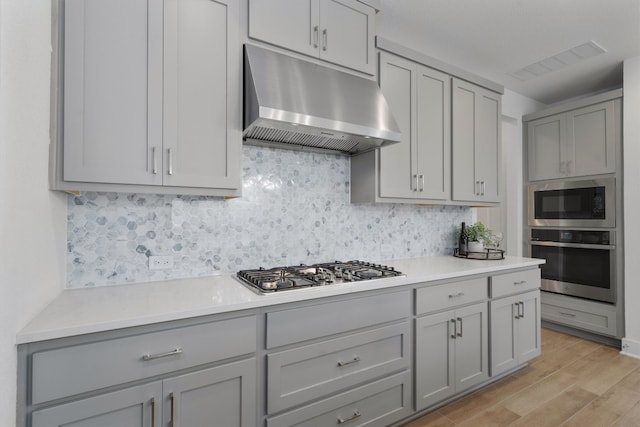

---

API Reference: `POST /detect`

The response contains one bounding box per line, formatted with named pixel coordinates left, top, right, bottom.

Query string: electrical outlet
left=149, top=255, right=174, bottom=270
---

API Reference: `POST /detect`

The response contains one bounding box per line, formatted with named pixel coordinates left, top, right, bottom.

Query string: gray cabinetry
left=414, top=279, right=489, bottom=411
left=24, top=315, right=257, bottom=427
left=56, top=0, right=241, bottom=196
left=351, top=52, right=451, bottom=203
left=526, top=98, right=618, bottom=181
left=265, top=291, right=412, bottom=426
left=452, top=78, right=501, bottom=203
left=249, top=0, right=375, bottom=74
left=490, top=269, right=541, bottom=376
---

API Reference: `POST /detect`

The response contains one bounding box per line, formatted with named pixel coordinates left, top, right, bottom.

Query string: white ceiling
left=378, top=0, right=640, bottom=105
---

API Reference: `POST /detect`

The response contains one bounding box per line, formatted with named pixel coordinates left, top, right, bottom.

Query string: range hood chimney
left=243, top=45, right=401, bottom=156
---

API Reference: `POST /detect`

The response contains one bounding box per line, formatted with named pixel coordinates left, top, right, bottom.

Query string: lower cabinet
left=415, top=301, right=489, bottom=411
left=32, top=359, right=256, bottom=427
left=490, top=290, right=541, bottom=376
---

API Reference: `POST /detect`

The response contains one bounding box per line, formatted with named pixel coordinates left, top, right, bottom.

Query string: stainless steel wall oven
left=529, top=229, right=615, bottom=304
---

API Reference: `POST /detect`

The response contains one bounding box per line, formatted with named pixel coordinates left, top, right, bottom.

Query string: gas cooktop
left=237, top=260, right=403, bottom=294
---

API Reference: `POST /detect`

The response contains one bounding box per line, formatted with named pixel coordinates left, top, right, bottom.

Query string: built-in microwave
left=528, top=178, right=615, bottom=228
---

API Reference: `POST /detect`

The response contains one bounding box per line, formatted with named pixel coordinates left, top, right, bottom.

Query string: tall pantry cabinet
left=54, top=0, right=241, bottom=196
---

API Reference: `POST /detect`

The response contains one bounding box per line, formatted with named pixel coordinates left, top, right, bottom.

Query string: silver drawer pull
left=142, top=347, right=183, bottom=361
left=337, top=356, right=361, bottom=367
left=338, top=410, right=361, bottom=424
left=560, top=312, right=576, bottom=318
left=448, top=292, right=465, bottom=298
left=513, top=280, right=527, bottom=285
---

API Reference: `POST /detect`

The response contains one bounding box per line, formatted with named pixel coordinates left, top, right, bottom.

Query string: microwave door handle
left=529, top=241, right=615, bottom=251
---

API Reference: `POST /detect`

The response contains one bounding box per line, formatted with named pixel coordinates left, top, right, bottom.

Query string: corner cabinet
left=249, top=0, right=375, bottom=75
left=54, top=0, right=241, bottom=196
left=452, top=78, right=502, bottom=203
left=526, top=98, right=619, bottom=181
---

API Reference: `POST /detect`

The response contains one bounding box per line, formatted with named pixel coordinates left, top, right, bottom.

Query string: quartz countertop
left=17, top=255, right=544, bottom=344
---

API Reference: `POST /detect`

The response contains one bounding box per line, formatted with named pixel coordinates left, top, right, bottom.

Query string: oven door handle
left=529, top=241, right=615, bottom=250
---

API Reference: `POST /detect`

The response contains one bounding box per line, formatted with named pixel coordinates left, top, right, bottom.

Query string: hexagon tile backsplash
left=67, top=146, right=471, bottom=288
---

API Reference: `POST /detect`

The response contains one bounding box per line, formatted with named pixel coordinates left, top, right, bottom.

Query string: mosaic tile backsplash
left=67, top=146, right=471, bottom=288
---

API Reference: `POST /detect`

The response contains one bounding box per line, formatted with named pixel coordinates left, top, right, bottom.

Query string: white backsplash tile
left=67, top=146, right=471, bottom=287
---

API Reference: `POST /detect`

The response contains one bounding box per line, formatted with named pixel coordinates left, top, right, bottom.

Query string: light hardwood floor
left=403, top=328, right=640, bottom=427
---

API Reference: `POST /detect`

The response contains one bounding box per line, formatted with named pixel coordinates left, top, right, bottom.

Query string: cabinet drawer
left=266, top=291, right=410, bottom=349
left=31, top=315, right=256, bottom=405
left=267, top=371, right=412, bottom=427
left=541, top=301, right=617, bottom=337
left=267, top=322, right=409, bottom=414
left=415, top=278, right=487, bottom=315
left=491, top=269, right=540, bottom=299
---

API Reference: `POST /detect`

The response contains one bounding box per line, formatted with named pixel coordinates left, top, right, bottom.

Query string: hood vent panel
left=243, top=45, right=401, bottom=156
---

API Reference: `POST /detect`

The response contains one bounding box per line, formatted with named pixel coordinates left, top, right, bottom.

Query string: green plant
left=463, top=222, right=491, bottom=243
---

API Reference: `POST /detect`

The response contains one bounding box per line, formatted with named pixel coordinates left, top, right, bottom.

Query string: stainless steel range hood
left=243, top=45, right=401, bottom=156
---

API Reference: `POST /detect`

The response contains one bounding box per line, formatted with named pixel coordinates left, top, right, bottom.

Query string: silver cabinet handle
left=167, top=148, right=173, bottom=175
left=313, top=25, right=319, bottom=48
left=457, top=317, right=463, bottom=337
left=560, top=312, right=576, bottom=318
left=513, top=280, right=527, bottom=285
left=169, top=392, right=175, bottom=427
left=338, top=410, right=361, bottom=424
left=142, top=347, right=183, bottom=361
left=419, top=174, right=424, bottom=192
left=322, top=28, right=327, bottom=51
left=514, top=302, right=521, bottom=319
left=413, top=174, right=419, bottom=192
left=520, top=301, right=525, bottom=318
left=150, top=397, right=156, bottom=427
left=450, top=318, right=457, bottom=339
left=448, top=292, right=464, bottom=298
left=481, top=181, right=485, bottom=196
left=337, top=356, right=361, bottom=367
left=152, top=147, right=158, bottom=175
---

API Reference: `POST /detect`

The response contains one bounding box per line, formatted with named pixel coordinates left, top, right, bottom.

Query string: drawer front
left=415, top=278, right=487, bottom=315
left=491, top=269, right=540, bottom=299
left=266, top=291, right=410, bottom=349
left=541, top=301, right=617, bottom=336
left=31, top=315, right=256, bottom=405
left=267, top=371, right=412, bottom=427
left=267, top=322, right=409, bottom=414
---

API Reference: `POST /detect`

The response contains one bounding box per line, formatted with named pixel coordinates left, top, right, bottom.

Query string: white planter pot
left=467, top=241, right=484, bottom=252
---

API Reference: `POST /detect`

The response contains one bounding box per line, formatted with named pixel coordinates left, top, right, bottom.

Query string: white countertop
left=17, top=255, right=544, bottom=344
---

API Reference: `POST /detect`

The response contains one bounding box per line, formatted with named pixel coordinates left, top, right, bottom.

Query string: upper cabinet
left=351, top=45, right=502, bottom=206
left=452, top=78, right=502, bottom=203
left=526, top=98, right=618, bottom=181
left=249, top=0, right=375, bottom=75
left=54, top=0, right=241, bottom=196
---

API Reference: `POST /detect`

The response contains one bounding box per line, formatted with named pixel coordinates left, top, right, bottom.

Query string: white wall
left=622, top=57, right=640, bottom=358
left=0, top=1, right=66, bottom=425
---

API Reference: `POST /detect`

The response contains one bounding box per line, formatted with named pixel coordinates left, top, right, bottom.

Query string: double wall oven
left=527, top=178, right=617, bottom=304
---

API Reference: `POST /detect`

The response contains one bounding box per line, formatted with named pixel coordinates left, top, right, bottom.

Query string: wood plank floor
left=403, top=328, right=640, bottom=427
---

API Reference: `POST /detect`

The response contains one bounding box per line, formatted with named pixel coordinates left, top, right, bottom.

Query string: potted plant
left=464, top=222, right=491, bottom=252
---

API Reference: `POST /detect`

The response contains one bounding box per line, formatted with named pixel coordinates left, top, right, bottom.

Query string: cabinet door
left=163, top=0, right=241, bottom=189
left=517, top=291, right=541, bottom=363
left=452, top=78, right=501, bottom=202
left=415, top=311, right=455, bottom=411
left=248, top=0, right=319, bottom=58
left=319, top=0, right=375, bottom=74
left=32, top=381, right=161, bottom=427
left=378, top=53, right=417, bottom=199
left=566, top=101, right=616, bottom=177
left=163, top=358, right=256, bottom=427
left=527, top=114, right=565, bottom=181
left=63, top=0, right=163, bottom=185
left=415, top=65, right=451, bottom=200
left=490, top=296, right=518, bottom=376
left=454, top=302, right=489, bottom=391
